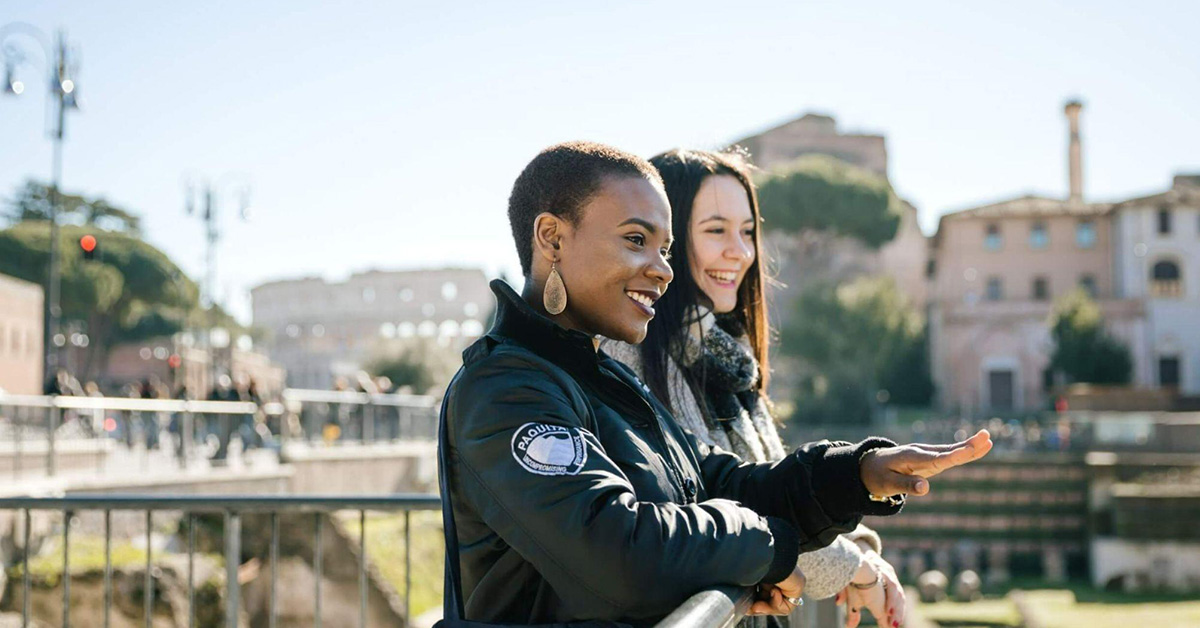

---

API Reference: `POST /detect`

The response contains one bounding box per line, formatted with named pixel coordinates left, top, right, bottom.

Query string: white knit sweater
left=602, top=337, right=880, bottom=600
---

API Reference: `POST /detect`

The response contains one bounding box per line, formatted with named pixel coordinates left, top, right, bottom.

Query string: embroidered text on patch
left=511, top=422, right=587, bottom=476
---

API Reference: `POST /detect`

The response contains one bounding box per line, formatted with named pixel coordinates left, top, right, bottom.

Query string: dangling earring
left=544, top=262, right=568, bottom=315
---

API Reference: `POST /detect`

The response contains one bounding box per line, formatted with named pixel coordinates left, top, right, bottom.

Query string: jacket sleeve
left=693, top=436, right=905, bottom=552
left=448, top=354, right=799, bottom=620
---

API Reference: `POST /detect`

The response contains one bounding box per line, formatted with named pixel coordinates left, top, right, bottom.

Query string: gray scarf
left=676, top=308, right=787, bottom=463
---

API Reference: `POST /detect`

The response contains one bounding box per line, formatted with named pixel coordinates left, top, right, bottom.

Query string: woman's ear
left=533, top=212, right=571, bottom=264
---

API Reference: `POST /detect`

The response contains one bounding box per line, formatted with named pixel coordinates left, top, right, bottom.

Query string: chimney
left=1064, top=99, right=1084, bottom=203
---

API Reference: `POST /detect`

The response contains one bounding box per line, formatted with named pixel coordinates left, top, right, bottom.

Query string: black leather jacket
left=443, top=280, right=902, bottom=624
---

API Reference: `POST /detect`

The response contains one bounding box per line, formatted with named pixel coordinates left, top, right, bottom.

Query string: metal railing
left=279, top=389, right=438, bottom=446
left=0, top=493, right=771, bottom=628
left=0, top=391, right=440, bottom=479
left=0, top=394, right=259, bottom=477
left=0, top=494, right=441, bottom=627
left=654, top=586, right=753, bottom=628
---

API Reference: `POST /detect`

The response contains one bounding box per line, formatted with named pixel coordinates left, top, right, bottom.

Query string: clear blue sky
left=3, top=1, right=1197, bottom=323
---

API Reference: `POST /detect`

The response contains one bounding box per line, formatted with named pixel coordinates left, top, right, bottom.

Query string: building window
left=1079, top=274, right=1097, bottom=298
left=399, top=288, right=414, bottom=302
left=441, top=282, right=458, bottom=301
left=1150, top=259, right=1183, bottom=298
left=1030, top=222, right=1049, bottom=249
left=1157, top=208, right=1172, bottom=235
left=1032, top=276, right=1049, bottom=301
left=986, top=277, right=1004, bottom=301
left=1076, top=220, right=1096, bottom=248
left=1158, top=356, right=1181, bottom=387
left=362, top=287, right=376, bottom=303
left=984, top=223, right=1003, bottom=251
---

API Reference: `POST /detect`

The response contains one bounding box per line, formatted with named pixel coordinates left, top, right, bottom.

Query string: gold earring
left=544, top=262, right=567, bottom=315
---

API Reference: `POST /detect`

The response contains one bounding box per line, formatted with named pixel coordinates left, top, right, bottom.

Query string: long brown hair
left=641, top=149, right=770, bottom=413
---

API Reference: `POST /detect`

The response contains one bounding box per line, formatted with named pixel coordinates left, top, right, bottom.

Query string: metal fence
left=0, top=391, right=440, bottom=479
left=0, top=494, right=759, bottom=628
left=0, top=495, right=441, bottom=628
left=279, top=389, right=438, bottom=446
left=0, top=394, right=259, bottom=477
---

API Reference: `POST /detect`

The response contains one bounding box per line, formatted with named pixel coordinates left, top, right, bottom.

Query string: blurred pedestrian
left=207, top=374, right=238, bottom=463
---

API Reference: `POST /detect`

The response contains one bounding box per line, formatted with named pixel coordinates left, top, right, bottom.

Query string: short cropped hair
left=508, top=141, right=663, bottom=275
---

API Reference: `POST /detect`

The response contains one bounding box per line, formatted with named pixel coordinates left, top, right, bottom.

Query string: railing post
left=225, top=511, right=241, bottom=628
left=48, top=404, right=59, bottom=477
left=181, top=410, right=194, bottom=469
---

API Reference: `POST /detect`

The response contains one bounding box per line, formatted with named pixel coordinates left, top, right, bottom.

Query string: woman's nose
left=648, top=254, right=674, bottom=286
left=726, top=235, right=753, bottom=261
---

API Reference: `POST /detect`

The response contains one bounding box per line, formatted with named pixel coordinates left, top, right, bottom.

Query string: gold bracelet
left=850, top=574, right=880, bottom=590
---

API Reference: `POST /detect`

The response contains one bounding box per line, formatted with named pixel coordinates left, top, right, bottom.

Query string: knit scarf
left=677, top=310, right=787, bottom=463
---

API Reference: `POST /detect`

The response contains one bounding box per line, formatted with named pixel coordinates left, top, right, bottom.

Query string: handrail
left=282, top=388, right=437, bottom=408
left=0, top=494, right=441, bottom=511
left=0, top=393, right=257, bottom=414
left=653, top=585, right=755, bottom=628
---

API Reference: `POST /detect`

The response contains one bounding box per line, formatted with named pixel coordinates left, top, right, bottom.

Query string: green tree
left=755, top=155, right=902, bottom=248
left=781, top=276, right=933, bottom=424
left=1048, top=289, right=1132, bottom=385
left=4, top=180, right=143, bottom=234
left=0, top=221, right=198, bottom=382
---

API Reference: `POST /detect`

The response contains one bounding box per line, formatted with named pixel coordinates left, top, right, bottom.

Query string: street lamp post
left=183, top=176, right=251, bottom=393
left=2, top=23, right=82, bottom=385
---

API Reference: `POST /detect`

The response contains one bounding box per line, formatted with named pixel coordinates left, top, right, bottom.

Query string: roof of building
left=732, top=112, right=883, bottom=145
left=941, top=194, right=1112, bottom=221
left=931, top=194, right=1112, bottom=247
left=1110, top=180, right=1200, bottom=210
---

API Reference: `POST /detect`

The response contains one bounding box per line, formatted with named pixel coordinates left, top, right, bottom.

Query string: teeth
left=625, top=291, right=654, bottom=308
left=707, top=271, right=736, bottom=283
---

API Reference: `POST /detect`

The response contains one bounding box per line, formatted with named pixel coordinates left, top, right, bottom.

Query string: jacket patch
left=511, top=422, right=587, bottom=476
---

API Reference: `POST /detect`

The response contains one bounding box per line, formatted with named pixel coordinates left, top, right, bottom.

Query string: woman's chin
left=614, top=323, right=649, bottom=345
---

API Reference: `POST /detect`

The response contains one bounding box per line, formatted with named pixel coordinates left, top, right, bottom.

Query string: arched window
left=1150, top=259, right=1183, bottom=297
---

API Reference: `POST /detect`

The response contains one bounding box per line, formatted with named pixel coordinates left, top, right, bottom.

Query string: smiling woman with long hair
left=603, top=148, right=908, bottom=627
left=437, top=141, right=991, bottom=625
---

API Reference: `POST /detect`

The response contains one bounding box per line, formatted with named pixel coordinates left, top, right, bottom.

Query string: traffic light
left=80, top=234, right=97, bottom=260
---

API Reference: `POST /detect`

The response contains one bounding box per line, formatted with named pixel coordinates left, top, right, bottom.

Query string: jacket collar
left=487, top=279, right=601, bottom=373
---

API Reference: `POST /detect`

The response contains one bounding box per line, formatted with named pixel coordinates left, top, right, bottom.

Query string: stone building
left=730, top=112, right=930, bottom=335
left=927, top=195, right=1146, bottom=411
left=735, top=112, right=888, bottom=177
left=1110, top=175, right=1200, bottom=395
left=928, top=101, right=1200, bottom=412
left=0, top=273, right=44, bottom=394
left=250, top=268, right=492, bottom=389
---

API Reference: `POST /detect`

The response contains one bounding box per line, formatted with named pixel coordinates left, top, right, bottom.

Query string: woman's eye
left=626, top=234, right=645, bottom=246
left=706, top=228, right=725, bottom=235
left=661, top=249, right=672, bottom=261
left=743, top=229, right=756, bottom=238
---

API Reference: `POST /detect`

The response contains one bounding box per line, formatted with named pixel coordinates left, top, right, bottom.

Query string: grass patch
left=7, top=535, right=225, bottom=587
left=8, top=536, right=148, bottom=586
left=916, top=597, right=1021, bottom=627
left=1018, top=590, right=1200, bottom=628
left=915, top=587, right=1200, bottom=628
left=341, top=511, right=445, bottom=617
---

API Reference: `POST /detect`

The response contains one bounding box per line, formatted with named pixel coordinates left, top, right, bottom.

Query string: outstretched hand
left=860, top=429, right=993, bottom=497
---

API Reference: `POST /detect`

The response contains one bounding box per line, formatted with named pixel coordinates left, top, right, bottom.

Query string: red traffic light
left=167, top=354, right=182, bottom=369
left=80, top=235, right=97, bottom=253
